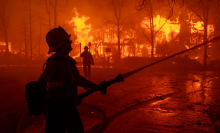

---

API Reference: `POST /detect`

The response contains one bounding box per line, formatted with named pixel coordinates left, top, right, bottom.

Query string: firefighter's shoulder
left=67, top=56, right=77, bottom=65
left=47, top=58, right=67, bottom=73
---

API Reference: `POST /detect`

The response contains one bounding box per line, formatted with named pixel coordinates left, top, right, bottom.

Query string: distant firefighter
left=80, top=45, right=94, bottom=79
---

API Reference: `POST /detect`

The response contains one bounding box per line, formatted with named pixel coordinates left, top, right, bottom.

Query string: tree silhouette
left=136, top=0, right=175, bottom=58
left=0, top=0, right=10, bottom=59
left=42, top=0, right=68, bottom=29
left=104, top=0, right=130, bottom=63
left=20, top=16, right=28, bottom=59
left=182, top=0, right=219, bottom=66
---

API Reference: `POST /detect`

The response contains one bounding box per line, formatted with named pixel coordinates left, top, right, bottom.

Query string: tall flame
left=67, top=8, right=93, bottom=52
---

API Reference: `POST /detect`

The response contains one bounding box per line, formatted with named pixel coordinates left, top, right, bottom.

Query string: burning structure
left=64, top=8, right=215, bottom=65
left=0, top=0, right=218, bottom=68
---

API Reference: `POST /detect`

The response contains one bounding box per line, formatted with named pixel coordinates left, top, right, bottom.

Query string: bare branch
left=136, top=0, right=147, bottom=11
left=50, top=0, right=54, bottom=9
left=154, top=19, right=169, bottom=37
left=139, top=24, right=152, bottom=44
left=103, top=16, right=117, bottom=25
left=44, top=0, right=51, bottom=14
left=185, top=1, right=204, bottom=21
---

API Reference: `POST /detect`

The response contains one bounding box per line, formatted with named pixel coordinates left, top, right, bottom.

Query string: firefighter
left=44, top=26, right=98, bottom=133
left=80, top=45, right=94, bottom=79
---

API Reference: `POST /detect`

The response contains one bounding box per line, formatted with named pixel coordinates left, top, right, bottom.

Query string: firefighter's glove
left=73, top=95, right=82, bottom=107
left=98, top=81, right=108, bottom=95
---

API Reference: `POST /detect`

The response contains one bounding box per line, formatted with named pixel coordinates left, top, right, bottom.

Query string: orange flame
left=66, top=10, right=215, bottom=60
left=0, top=42, right=12, bottom=52
left=190, top=20, right=214, bottom=35
left=67, top=8, right=93, bottom=53
left=141, top=15, right=180, bottom=43
left=141, top=14, right=214, bottom=55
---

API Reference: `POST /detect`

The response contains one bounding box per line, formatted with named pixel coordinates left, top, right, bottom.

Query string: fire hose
left=79, top=36, right=220, bottom=99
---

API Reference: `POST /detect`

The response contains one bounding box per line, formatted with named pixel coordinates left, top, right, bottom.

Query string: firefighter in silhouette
left=80, top=45, right=94, bottom=79
left=44, top=26, right=98, bottom=133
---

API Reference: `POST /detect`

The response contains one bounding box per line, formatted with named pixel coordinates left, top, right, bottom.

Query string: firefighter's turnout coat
left=43, top=53, right=95, bottom=133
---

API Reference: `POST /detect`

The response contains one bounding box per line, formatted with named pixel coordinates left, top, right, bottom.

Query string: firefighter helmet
left=84, top=46, right=89, bottom=50
left=46, top=26, right=71, bottom=54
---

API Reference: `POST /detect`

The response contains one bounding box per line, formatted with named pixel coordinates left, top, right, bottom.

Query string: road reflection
left=135, top=71, right=220, bottom=132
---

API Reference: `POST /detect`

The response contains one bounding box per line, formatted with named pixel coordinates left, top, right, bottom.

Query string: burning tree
left=104, top=0, right=131, bottom=62
left=137, top=0, right=175, bottom=58
left=185, top=0, right=219, bottom=67
left=0, top=0, right=10, bottom=59
left=136, top=0, right=217, bottom=65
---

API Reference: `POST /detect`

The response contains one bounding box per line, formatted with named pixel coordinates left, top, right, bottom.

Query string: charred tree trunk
left=0, top=0, right=9, bottom=59
left=117, top=24, right=121, bottom=62
left=150, top=16, right=154, bottom=58
left=203, top=4, right=209, bottom=67
left=45, top=0, right=52, bottom=30
left=24, top=26, right=27, bottom=59
left=203, top=20, right=208, bottom=67
left=150, top=2, right=154, bottom=58
left=20, top=18, right=28, bottom=60
left=4, top=29, right=9, bottom=59
left=54, top=0, right=57, bottom=28
left=48, top=6, right=51, bottom=30
left=29, top=0, right=32, bottom=60
left=108, top=0, right=128, bottom=63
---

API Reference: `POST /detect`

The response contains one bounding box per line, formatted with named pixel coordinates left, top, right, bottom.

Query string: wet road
left=1, top=66, right=220, bottom=132
left=84, top=70, right=220, bottom=133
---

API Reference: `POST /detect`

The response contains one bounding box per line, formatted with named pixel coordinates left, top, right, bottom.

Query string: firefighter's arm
left=76, top=75, right=97, bottom=90
left=70, top=62, right=96, bottom=90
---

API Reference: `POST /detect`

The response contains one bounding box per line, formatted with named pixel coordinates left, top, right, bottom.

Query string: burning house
left=65, top=8, right=215, bottom=66
left=0, top=0, right=216, bottom=68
